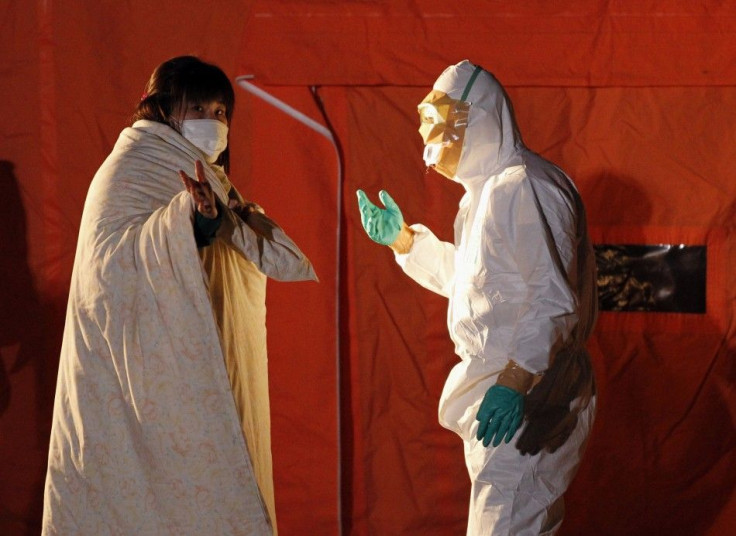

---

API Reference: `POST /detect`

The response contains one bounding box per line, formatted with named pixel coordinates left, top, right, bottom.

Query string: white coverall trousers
left=462, top=396, right=595, bottom=535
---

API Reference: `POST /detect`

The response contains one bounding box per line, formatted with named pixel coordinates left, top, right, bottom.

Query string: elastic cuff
left=496, top=360, right=535, bottom=394
left=389, top=222, right=415, bottom=254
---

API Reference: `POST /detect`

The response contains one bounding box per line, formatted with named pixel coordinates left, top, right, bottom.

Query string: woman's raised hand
left=179, top=160, right=218, bottom=218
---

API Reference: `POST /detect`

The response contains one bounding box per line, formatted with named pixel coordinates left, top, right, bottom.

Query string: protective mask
left=418, top=65, right=483, bottom=179
left=180, top=119, right=229, bottom=163
left=417, top=90, right=469, bottom=179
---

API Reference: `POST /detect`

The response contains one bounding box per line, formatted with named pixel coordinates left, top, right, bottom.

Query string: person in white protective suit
left=357, top=60, right=598, bottom=535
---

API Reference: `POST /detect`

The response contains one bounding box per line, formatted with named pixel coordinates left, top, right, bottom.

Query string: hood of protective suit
left=432, top=60, right=525, bottom=184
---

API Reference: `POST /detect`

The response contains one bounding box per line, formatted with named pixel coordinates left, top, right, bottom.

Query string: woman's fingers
left=195, top=160, right=206, bottom=184
left=179, top=169, right=193, bottom=186
left=180, top=162, right=217, bottom=218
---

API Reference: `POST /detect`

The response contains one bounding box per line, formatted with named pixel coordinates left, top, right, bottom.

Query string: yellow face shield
left=417, top=90, right=470, bottom=179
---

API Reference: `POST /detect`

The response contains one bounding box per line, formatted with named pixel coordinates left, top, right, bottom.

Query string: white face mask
left=422, top=142, right=444, bottom=167
left=180, top=119, right=229, bottom=163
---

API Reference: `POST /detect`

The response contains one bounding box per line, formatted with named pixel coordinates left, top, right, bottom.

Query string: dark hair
left=132, top=55, right=235, bottom=171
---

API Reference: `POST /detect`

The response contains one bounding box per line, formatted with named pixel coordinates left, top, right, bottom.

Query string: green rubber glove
left=356, top=189, right=404, bottom=246
left=476, top=385, right=524, bottom=447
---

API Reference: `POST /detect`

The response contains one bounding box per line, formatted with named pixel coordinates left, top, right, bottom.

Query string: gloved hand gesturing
left=356, top=189, right=404, bottom=246
left=476, top=385, right=525, bottom=448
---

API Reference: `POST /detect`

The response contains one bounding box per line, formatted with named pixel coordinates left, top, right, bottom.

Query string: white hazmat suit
left=396, top=61, right=598, bottom=534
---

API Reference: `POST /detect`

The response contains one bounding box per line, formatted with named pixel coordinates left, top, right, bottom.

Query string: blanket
left=42, top=120, right=316, bottom=535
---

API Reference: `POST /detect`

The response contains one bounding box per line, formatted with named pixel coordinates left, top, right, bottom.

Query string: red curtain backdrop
left=1, top=1, right=734, bottom=535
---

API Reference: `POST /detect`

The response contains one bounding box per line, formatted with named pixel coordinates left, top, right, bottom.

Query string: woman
left=42, top=56, right=316, bottom=535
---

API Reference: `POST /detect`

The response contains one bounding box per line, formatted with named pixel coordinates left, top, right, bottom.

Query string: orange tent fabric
left=1, top=1, right=734, bottom=535
left=239, top=2, right=736, bottom=535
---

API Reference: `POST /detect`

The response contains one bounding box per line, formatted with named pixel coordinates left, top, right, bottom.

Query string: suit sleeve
left=498, top=179, right=579, bottom=373
left=394, top=224, right=456, bottom=298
